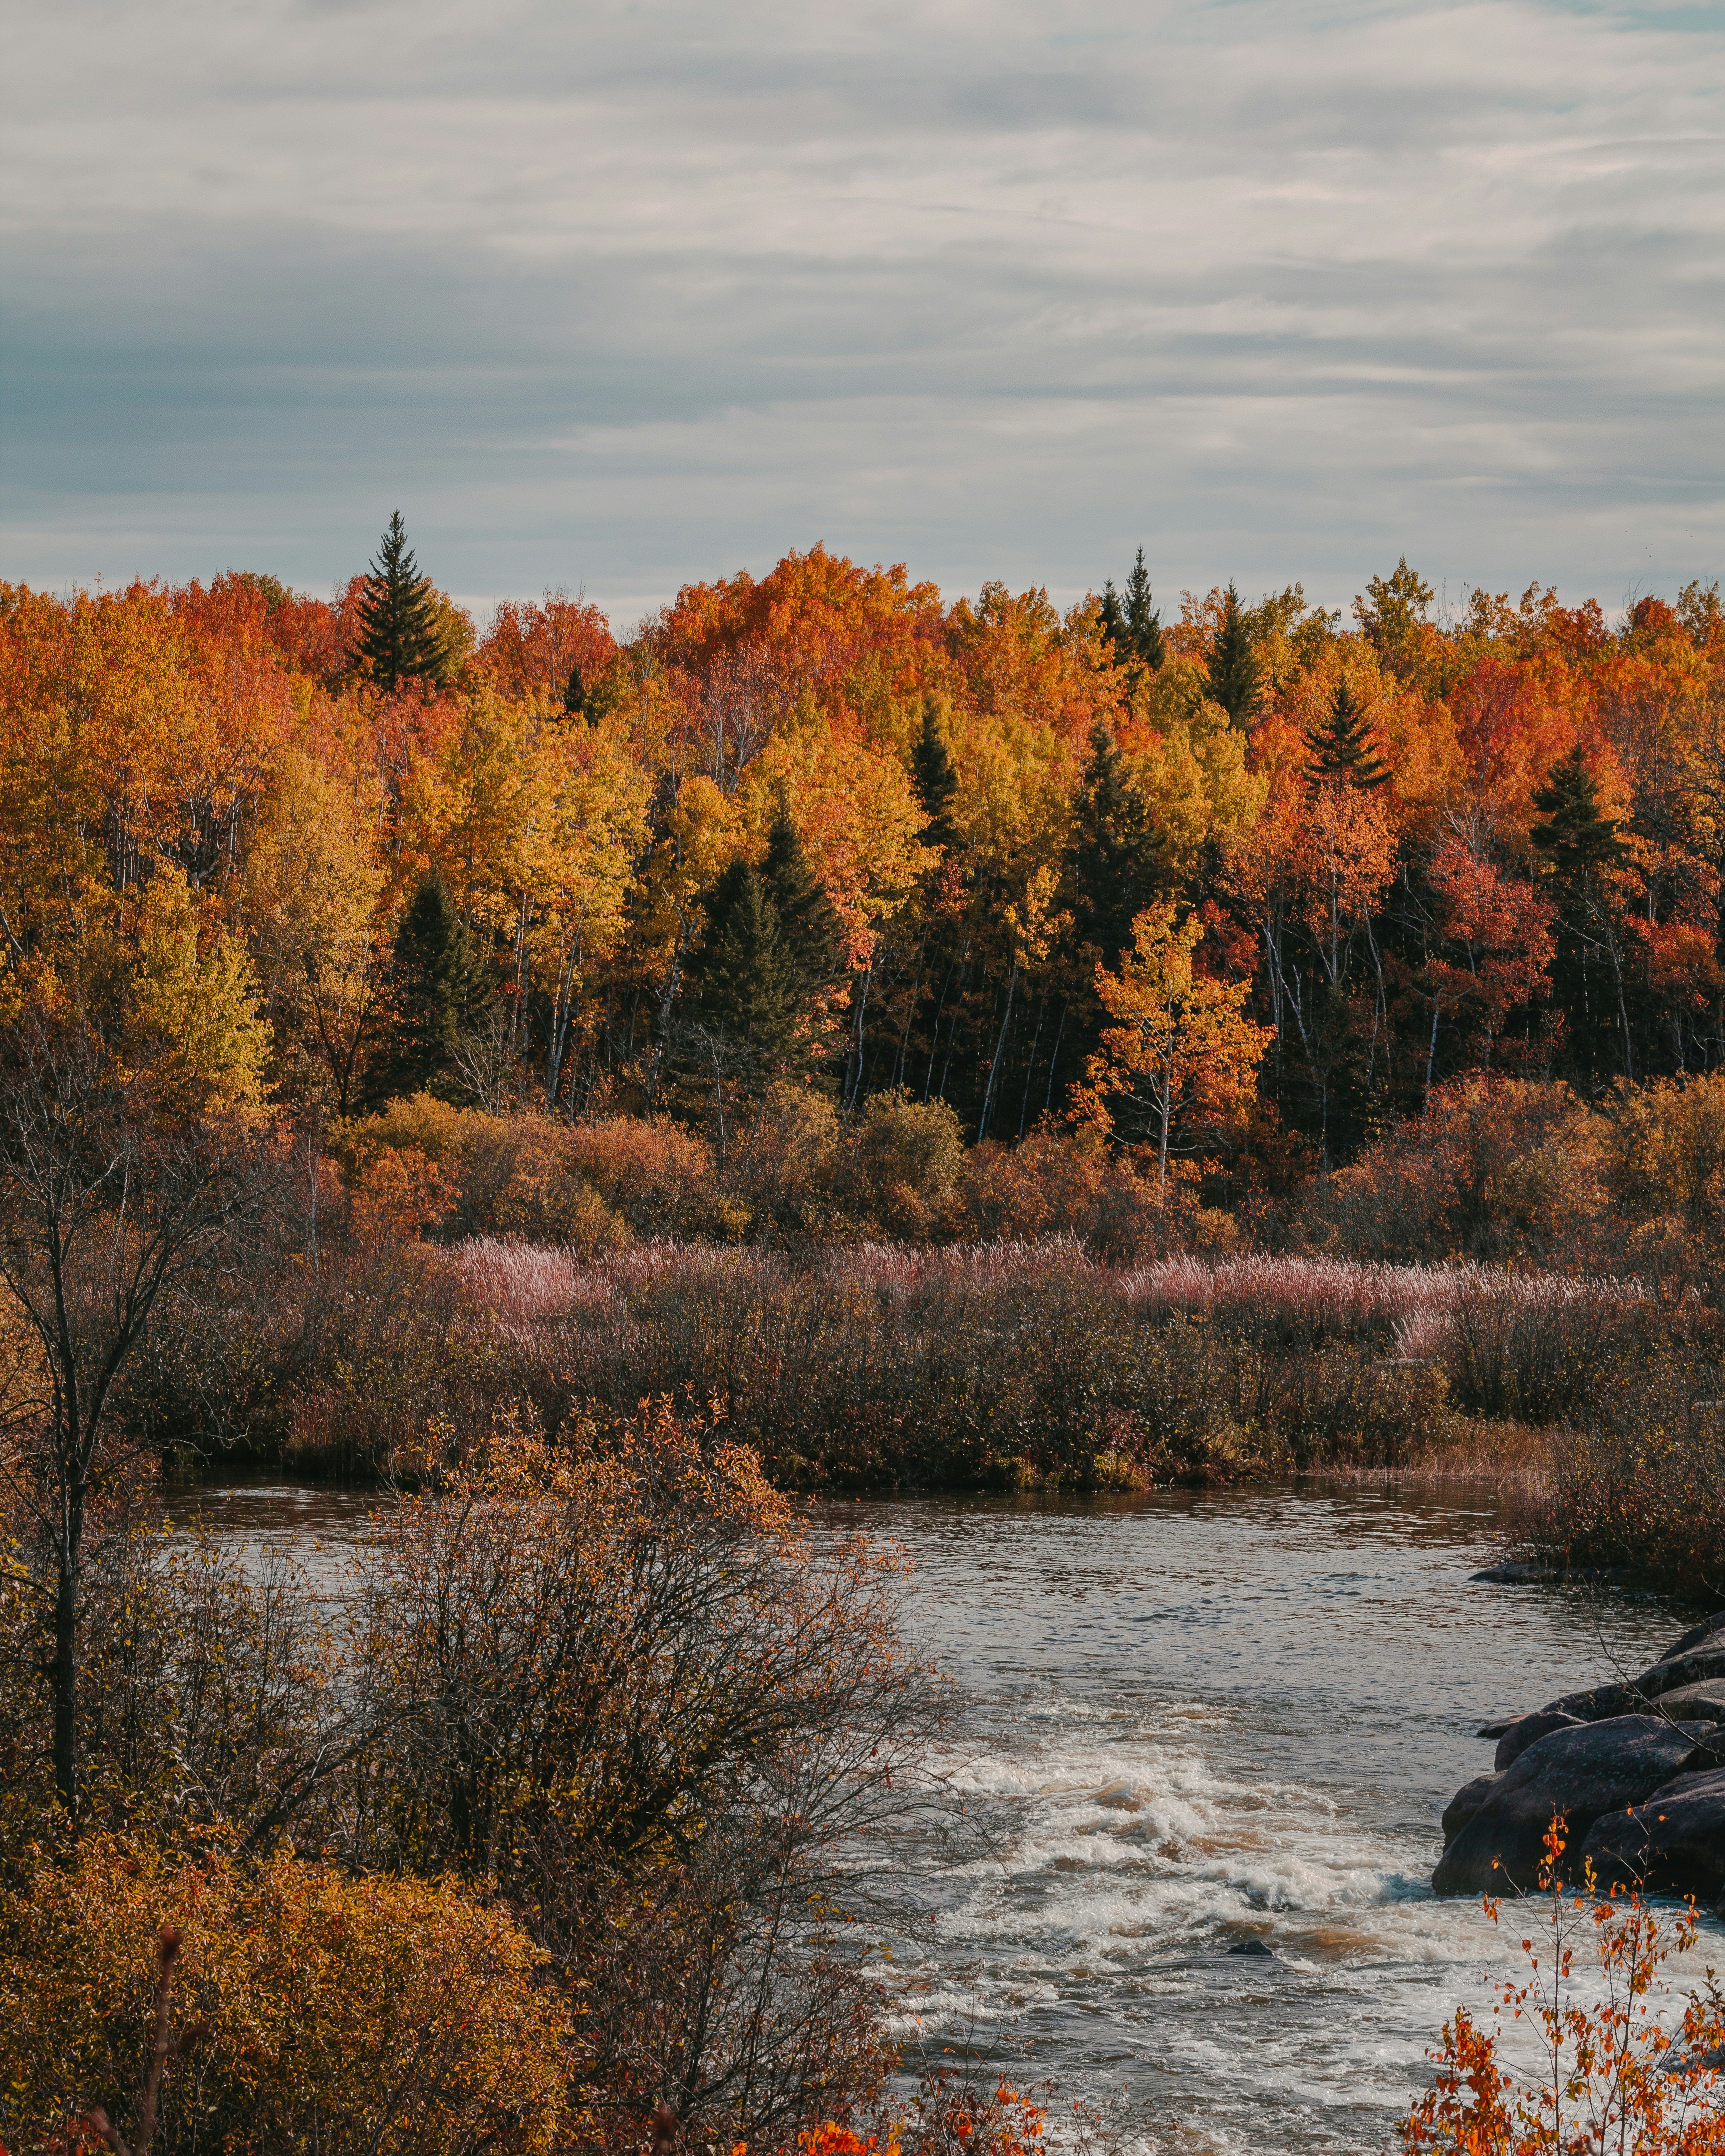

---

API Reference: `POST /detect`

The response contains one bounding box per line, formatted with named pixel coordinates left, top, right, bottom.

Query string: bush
left=0, top=1833, right=568, bottom=2156
left=1311, top=1076, right=1605, bottom=1264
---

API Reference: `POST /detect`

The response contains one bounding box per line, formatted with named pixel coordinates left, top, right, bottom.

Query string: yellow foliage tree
left=1078, top=902, right=1270, bottom=1183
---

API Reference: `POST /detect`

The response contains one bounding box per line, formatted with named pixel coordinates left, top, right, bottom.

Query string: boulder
left=1655, top=1611, right=1725, bottom=1665
left=1443, top=1773, right=1500, bottom=1844
left=1579, top=1766, right=1725, bottom=1900
left=1433, top=1717, right=1707, bottom=1897
left=1651, top=1678, right=1725, bottom=1727
left=1540, top=1646, right=1725, bottom=1727
left=1496, top=1710, right=1585, bottom=1772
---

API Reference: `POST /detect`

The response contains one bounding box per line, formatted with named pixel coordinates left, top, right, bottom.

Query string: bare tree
left=0, top=1008, right=274, bottom=1816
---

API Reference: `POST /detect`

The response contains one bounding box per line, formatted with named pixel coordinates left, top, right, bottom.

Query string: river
left=187, top=1477, right=1723, bottom=2155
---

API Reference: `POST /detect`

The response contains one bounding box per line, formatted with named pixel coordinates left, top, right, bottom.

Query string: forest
left=4, top=527, right=1721, bottom=1170
left=1, top=529, right=1724, bottom=2154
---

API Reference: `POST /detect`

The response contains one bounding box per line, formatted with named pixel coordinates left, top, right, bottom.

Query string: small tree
left=1207, top=580, right=1261, bottom=727
left=369, top=868, right=491, bottom=1104
left=355, top=512, right=452, bottom=692
left=1305, top=678, right=1390, bottom=790
left=1068, top=721, right=1170, bottom=967
left=0, top=1004, right=272, bottom=1817
left=1099, top=547, right=1165, bottom=673
left=1078, top=902, right=1270, bottom=1184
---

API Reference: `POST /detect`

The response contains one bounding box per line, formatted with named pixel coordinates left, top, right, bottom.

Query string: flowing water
left=187, top=1478, right=1723, bottom=2155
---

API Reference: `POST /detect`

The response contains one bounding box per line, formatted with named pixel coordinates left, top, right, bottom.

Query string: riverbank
left=174, top=1473, right=1724, bottom=2156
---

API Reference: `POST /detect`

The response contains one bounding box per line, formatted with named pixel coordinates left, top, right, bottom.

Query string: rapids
left=189, top=1478, right=1724, bottom=2153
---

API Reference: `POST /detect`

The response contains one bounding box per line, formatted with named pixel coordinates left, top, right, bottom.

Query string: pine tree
left=1069, top=721, right=1170, bottom=966
left=1207, top=582, right=1260, bottom=727
left=1098, top=548, right=1164, bottom=672
left=910, top=696, right=960, bottom=857
left=1531, top=745, right=1625, bottom=878
left=356, top=513, right=450, bottom=692
left=698, top=867, right=800, bottom=1064
left=370, top=867, right=489, bottom=1101
left=762, top=808, right=842, bottom=998
left=563, top=663, right=586, bottom=719
left=1122, top=547, right=1165, bottom=669
left=1531, top=744, right=1633, bottom=1084
left=1305, top=679, right=1390, bottom=790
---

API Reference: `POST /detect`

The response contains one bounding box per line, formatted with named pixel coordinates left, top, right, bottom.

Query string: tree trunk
left=53, top=1522, right=80, bottom=1815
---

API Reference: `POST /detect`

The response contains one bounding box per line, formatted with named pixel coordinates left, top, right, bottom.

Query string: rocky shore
left=1435, top=1607, right=1725, bottom=1903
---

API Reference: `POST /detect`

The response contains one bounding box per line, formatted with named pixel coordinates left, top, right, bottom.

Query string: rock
left=1226, top=1938, right=1275, bottom=1957
left=1579, top=1766, right=1725, bottom=1900
left=1650, top=1678, right=1725, bottom=1727
left=1472, top=1561, right=1558, bottom=1584
left=1477, top=1720, right=1513, bottom=1740
left=1433, top=1717, right=1705, bottom=1897
left=1540, top=1646, right=1725, bottom=1727
left=1496, top=1710, right=1585, bottom=1772
left=1656, top=1611, right=1725, bottom=1665
left=1443, top=1773, right=1501, bottom=1843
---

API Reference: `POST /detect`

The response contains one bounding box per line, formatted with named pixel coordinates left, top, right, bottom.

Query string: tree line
left=1, top=530, right=1722, bottom=1186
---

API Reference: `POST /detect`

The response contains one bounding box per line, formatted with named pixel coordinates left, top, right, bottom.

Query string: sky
left=3, top=0, right=1724, bottom=633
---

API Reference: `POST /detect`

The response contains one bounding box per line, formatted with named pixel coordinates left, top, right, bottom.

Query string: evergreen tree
left=1531, top=745, right=1625, bottom=880
left=1531, top=744, right=1633, bottom=1084
left=1122, top=547, right=1165, bottom=669
left=1206, top=582, right=1260, bottom=727
left=356, top=513, right=450, bottom=692
left=1098, top=548, right=1164, bottom=672
left=762, top=807, right=842, bottom=997
left=910, top=696, right=960, bottom=857
left=698, top=867, right=800, bottom=1064
left=563, top=663, right=586, bottom=719
left=1069, top=721, right=1170, bottom=966
left=1305, top=678, right=1390, bottom=790
left=371, top=867, right=490, bottom=1101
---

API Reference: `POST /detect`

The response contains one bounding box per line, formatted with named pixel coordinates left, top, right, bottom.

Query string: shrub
left=0, top=1832, right=569, bottom=2156
left=1400, top=1825, right=1725, bottom=2155
left=847, top=1091, right=966, bottom=1241
left=1312, top=1076, right=1605, bottom=1264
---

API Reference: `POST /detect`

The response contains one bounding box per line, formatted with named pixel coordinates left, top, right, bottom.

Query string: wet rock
left=1442, top=1773, right=1501, bottom=1844
left=1477, top=1720, right=1513, bottom=1740
left=1471, top=1561, right=1559, bottom=1584
left=1226, top=1938, right=1275, bottom=1957
left=1433, top=1717, right=1705, bottom=1897
left=1496, top=1710, right=1586, bottom=1772
left=1654, top=1611, right=1725, bottom=1666
left=1540, top=1646, right=1725, bottom=1727
left=1651, top=1678, right=1725, bottom=1726
left=1579, top=1766, right=1725, bottom=1900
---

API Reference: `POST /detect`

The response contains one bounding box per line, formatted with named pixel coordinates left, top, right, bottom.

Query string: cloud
left=2, top=0, right=1722, bottom=623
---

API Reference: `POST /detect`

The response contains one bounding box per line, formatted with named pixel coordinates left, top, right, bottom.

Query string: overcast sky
left=3, top=0, right=1722, bottom=630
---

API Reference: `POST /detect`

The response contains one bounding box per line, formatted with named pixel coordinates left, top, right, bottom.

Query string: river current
left=190, top=1479, right=1724, bottom=2155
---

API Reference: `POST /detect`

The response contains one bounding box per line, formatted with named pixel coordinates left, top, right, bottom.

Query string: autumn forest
left=3, top=529, right=1725, bottom=2155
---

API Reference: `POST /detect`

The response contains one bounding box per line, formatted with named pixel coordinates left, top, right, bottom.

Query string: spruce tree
left=910, top=696, right=960, bottom=857
left=371, top=867, right=489, bottom=1100
left=1122, top=547, right=1165, bottom=669
left=563, top=663, right=586, bottom=719
left=1098, top=548, right=1164, bottom=672
left=1069, top=721, right=1170, bottom=966
left=1531, top=744, right=1631, bottom=1083
left=1305, top=679, right=1390, bottom=790
left=1207, top=582, right=1260, bottom=727
left=698, top=867, right=800, bottom=1064
left=762, top=807, right=842, bottom=998
left=1531, top=745, right=1625, bottom=879
left=356, top=512, right=450, bottom=692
